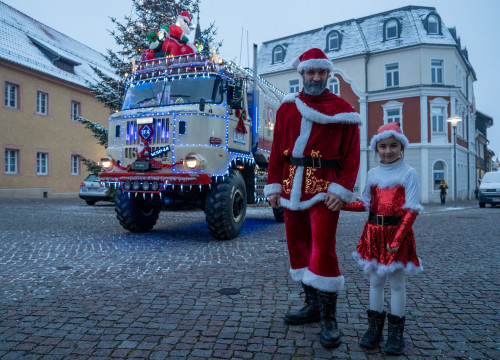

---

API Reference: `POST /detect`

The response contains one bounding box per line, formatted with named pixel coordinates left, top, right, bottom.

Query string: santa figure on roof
left=162, top=10, right=198, bottom=56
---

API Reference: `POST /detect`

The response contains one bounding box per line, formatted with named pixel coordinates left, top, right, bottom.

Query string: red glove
left=342, top=200, right=367, bottom=212
left=388, top=210, right=418, bottom=248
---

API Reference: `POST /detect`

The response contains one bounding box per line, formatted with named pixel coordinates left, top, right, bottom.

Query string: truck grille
left=126, top=118, right=170, bottom=145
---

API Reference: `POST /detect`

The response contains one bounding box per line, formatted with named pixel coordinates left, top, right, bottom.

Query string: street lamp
left=447, top=115, right=462, bottom=207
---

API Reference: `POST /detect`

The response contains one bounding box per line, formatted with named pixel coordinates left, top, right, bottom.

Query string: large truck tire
left=205, top=170, right=247, bottom=240
left=115, top=189, right=161, bottom=232
left=273, top=207, right=285, bottom=223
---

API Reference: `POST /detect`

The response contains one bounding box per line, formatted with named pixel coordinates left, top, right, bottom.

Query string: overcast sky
left=3, top=0, right=499, bottom=160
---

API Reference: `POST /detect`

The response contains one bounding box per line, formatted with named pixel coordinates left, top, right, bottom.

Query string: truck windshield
left=122, top=75, right=223, bottom=110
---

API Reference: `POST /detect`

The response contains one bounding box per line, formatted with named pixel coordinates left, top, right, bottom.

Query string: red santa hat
left=292, top=48, right=334, bottom=73
left=178, top=11, right=192, bottom=23
left=369, top=122, right=409, bottom=150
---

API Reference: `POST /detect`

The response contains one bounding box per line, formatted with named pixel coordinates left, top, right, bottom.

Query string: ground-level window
left=433, top=161, right=446, bottom=190
left=37, top=152, right=48, bottom=175
left=37, top=91, right=48, bottom=115
left=5, top=149, right=18, bottom=174
left=71, top=101, right=80, bottom=121
left=5, top=82, right=18, bottom=108
left=71, top=154, right=80, bottom=175
left=289, top=79, right=300, bottom=93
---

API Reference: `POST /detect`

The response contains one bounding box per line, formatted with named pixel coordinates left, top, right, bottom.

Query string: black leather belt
left=284, top=156, right=342, bottom=169
left=368, top=213, right=402, bottom=226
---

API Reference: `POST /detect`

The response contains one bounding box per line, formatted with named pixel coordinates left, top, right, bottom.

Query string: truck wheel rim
left=232, top=190, right=244, bottom=222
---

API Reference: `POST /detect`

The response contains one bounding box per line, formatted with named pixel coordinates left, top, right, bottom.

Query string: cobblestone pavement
left=0, top=197, right=498, bottom=360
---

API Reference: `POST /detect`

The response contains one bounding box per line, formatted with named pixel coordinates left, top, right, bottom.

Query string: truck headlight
left=133, top=180, right=140, bottom=190
left=101, top=158, right=112, bottom=170
left=123, top=180, right=131, bottom=190
left=185, top=155, right=200, bottom=169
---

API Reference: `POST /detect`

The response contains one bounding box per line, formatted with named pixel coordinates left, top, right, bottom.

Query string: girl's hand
left=386, top=243, right=400, bottom=253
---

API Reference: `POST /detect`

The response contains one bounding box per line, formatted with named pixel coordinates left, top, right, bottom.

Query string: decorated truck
left=99, top=49, right=285, bottom=240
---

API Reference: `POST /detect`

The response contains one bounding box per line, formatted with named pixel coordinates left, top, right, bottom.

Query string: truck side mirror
left=199, top=98, right=206, bottom=112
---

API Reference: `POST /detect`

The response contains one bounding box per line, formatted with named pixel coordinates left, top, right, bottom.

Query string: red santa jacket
left=264, top=90, right=361, bottom=210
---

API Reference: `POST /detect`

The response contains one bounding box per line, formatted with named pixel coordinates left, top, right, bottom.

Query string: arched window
left=384, top=18, right=400, bottom=40
left=427, top=15, right=439, bottom=34
left=425, top=13, right=441, bottom=35
left=326, top=31, right=341, bottom=51
left=272, top=46, right=285, bottom=64
left=433, top=161, right=446, bottom=190
left=328, top=77, right=340, bottom=95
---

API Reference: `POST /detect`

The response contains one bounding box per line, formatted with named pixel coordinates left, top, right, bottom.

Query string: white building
left=258, top=5, right=478, bottom=203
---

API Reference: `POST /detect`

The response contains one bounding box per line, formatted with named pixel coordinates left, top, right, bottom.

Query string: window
left=455, top=65, right=461, bottom=88
left=433, top=161, right=446, bottom=190
left=431, top=60, right=443, bottom=84
left=37, top=91, right=48, bottom=115
left=115, top=124, right=121, bottom=138
left=327, top=31, right=341, bottom=51
left=431, top=106, right=445, bottom=133
left=385, top=63, right=399, bottom=87
left=387, top=109, right=401, bottom=123
left=37, top=152, right=48, bottom=175
left=5, top=149, right=18, bottom=174
left=5, top=82, right=18, bottom=108
left=71, top=154, right=80, bottom=175
left=328, top=77, right=340, bottom=95
left=425, top=13, right=441, bottom=35
left=71, top=101, right=80, bottom=121
left=272, top=46, right=284, bottom=64
left=382, top=101, right=403, bottom=129
left=384, top=19, right=400, bottom=40
left=289, top=79, right=300, bottom=93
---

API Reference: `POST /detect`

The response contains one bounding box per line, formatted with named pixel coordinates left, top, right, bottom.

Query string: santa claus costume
left=264, top=48, right=361, bottom=349
left=343, top=122, right=423, bottom=355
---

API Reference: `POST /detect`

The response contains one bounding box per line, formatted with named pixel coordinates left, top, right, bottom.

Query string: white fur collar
left=295, top=97, right=361, bottom=125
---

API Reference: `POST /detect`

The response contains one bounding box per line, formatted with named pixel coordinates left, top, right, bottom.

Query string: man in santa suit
left=265, top=48, right=361, bottom=348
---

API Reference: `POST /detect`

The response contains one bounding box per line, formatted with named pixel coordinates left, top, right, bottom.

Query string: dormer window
left=384, top=18, right=401, bottom=40
left=28, top=35, right=80, bottom=73
left=272, top=45, right=285, bottom=64
left=424, top=13, right=442, bottom=35
left=326, top=31, right=341, bottom=51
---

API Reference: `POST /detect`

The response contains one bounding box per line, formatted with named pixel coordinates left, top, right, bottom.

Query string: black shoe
left=383, top=313, right=405, bottom=355
left=318, top=291, right=341, bottom=349
left=360, top=310, right=386, bottom=349
left=284, top=283, right=320, bottom=325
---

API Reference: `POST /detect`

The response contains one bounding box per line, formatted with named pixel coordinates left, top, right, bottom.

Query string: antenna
left=239, top=27, right=243, bottom=66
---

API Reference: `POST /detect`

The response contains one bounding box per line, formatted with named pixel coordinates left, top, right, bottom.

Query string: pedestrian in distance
left=342, top=122, right=423, bottom=355
left=439, top=180, right=448, bottom=205
left=265, top=48, right=361, bottom=349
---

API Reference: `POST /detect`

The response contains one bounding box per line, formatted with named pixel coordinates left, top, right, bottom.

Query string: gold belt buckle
left=376, top=215, right=384, bottom=226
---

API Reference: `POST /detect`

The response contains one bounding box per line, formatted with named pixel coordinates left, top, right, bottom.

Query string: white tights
left=368, top=269, right=406, bottom=317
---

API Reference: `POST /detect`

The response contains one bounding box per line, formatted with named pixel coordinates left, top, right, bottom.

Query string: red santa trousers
left=284, top=203, right=344, bottom=293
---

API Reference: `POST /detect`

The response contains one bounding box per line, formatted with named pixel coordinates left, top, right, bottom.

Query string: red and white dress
left=344, top=159, right=423, bottom=276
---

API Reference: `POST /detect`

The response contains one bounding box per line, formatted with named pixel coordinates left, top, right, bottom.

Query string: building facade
left=0, top=2, right=115, bottom=197
left=475, top=111, right=494, bottom=182
left=258, top=6, right=484, bottom=203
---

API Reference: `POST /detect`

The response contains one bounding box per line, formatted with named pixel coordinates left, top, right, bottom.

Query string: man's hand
left=268, top=193, right=282, bottom=209
left=324, top=192, right=344, bottom=212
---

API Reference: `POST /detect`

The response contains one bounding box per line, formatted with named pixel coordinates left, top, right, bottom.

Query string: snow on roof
left=258, top=6, right=464, bottom=76
left=0, top=1, right=116, bottom=88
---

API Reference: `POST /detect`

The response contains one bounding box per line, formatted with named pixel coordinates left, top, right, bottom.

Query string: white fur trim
left=280, top=192, right=326, bottom=210
left=296, top=59, right=334, bottom=73
left=264, top=183, right=282, bottom=196
left=402, top=203, right=424, bottom=213
left=352, top=251, right=423, bottom=276
left=295, top=97, right=361, bottom=125
left=290, top=267, right=306, bottom=282
left=327, top=182, right=354, bottom=203
left=302, top=269, right=345, bottom=292
left=370, top=129, right=409, bottom=150
left=282, top=93, right=298, bottom=103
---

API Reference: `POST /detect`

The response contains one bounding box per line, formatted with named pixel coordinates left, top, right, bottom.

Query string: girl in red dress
left=343, top=122, right=423, bottom=355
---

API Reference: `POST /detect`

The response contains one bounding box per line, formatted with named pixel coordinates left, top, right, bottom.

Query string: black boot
left=383, top=313, right=405, bottom=355
left=318, top=291, right=341, bottom=348
left=284, top=283, right=320, bottom=325
left=360, top=310, right=386, bottom=349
